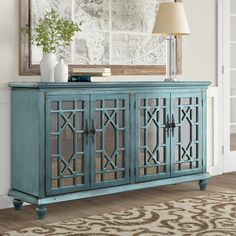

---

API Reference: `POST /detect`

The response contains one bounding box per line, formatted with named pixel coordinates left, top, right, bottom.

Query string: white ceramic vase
left=54, top=59, right=68, bottom=83
left=40, top=53, right=58, bottom=82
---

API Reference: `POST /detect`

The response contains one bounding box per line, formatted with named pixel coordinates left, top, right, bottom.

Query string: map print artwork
left=31, top=0, right=173, bottom=66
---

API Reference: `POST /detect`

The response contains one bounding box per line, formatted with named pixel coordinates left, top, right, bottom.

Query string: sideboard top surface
left=9, top=81, right=211, bottom=90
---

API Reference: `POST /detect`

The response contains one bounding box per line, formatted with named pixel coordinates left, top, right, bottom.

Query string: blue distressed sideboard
left=8, top=81, right=210, bottom=219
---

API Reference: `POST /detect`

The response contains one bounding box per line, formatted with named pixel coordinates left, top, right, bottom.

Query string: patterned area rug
left=4, top=192, right=236, bottom=236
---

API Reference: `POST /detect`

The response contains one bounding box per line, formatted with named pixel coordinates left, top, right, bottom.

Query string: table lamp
left=152, top=2, right=190, bottom=82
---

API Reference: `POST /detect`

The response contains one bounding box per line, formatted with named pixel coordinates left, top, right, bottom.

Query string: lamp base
left=164, top=77, right=178, bottom=82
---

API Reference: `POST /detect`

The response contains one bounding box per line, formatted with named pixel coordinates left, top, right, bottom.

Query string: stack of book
left=68, top=68, right=111, bottom=82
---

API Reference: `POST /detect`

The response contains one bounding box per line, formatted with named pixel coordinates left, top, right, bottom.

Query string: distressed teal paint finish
left=8, top=82, right=211, bottom=89
left=135, top=93, right=171, bottom=182
left=170, top=92, right=203, bottom=177
left=90, top=94, right=130, bottom=189
left=199, top=179, right=208, bottom=191
left=8, top=81, right=210, bottom=219
left=12, top=199, right=23, bottom=210
left=11, top=90, right=45, bottom=197
left=36, top=205, right=47, bottom=219
left=45, top=94, right=90, bottom=196
left=8, top=173, right=211, bottom=206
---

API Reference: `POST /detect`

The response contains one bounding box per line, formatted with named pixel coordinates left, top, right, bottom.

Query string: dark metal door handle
left=171, top=114, right=176, bottom=137
left=84, top=120, right=89, bottom=144
left=165, top=115, right=171, bottom=137
left=90, top=119, right=96, bottom=143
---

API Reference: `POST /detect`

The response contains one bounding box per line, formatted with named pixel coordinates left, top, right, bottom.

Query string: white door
left=221, top=0, right=236, bottom=172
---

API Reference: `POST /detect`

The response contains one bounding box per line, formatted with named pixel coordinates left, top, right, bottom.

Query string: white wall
left=0, top=0, right=217, bottom=208
left=0, top=0, right=19, bottom=89
left=182, top=0, right=217, bottom=86
left=0, top=0, right=18, bottom=207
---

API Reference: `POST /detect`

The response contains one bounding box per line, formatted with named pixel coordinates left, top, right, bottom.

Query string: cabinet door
left=46, top=95, right=90, bottom=195
left=91, top=94, right=130, bottom=189
left=135, top=94, right=171, bottom=182
left=171, top=93, right=203, bottom=177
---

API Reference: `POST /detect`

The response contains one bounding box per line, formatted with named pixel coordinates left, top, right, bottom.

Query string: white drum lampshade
left=152, top=2, right=190, bottom=81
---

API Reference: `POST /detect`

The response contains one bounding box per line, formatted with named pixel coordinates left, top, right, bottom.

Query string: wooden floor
left=1, top=172, right=236, bottom=234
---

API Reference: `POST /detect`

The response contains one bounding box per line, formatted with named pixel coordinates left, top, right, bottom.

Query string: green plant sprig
left=29, top=9, right=81, bottom=54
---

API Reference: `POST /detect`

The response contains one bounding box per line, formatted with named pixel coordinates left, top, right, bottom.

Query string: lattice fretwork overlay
left=174, top=97, right=200, bottom=172
left=49, top=100, right=87, bottom=192
left=94, top=99, right=127, bottom=184
left=138, top=97, right=168, bottom=178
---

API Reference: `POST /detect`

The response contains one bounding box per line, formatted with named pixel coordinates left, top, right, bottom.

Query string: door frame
left=218, top=0, right=236, bottom=172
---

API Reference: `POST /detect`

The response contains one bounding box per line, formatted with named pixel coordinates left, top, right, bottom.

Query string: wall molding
left=217, top=0, right=236, bottom=173
left=0, top=195, right=12, bottom=209
left=0, top=89, right=11, bottom=209
left=206, top=86, right=222, bottom=176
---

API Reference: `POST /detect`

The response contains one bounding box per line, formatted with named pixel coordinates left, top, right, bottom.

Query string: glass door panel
left=230, top=78, right=236, bottom=152
left=230, top=125, right=236, bottom=151
left=171, top=93, right=203, bottom=177
left=230, top=71, right=236, bottom=96
left=46, top=95, right=90, bottom=195
left=230, top=16, right=236, bottom=41
left=91, top=94, right=130, bottom=189
left=230, top=44, right=236, bottom=68
left=230, top=1, right=236, bottom=151
left=231, top=0, right=236, bottom=13
left=135, top=94, right=171, bottom=182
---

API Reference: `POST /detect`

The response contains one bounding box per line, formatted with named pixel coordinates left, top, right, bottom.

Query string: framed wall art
left=20, top=0, right=181, bottom=75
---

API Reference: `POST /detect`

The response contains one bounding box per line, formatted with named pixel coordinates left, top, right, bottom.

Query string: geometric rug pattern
left=4, top=192, right=236, bottom=236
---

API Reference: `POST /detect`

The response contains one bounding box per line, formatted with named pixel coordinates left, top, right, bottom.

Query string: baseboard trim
left=0, top=195, right=30, bottom=209
left=206, top=87, right=223, bottom=176
left=0, top=195, right=13, bottom=209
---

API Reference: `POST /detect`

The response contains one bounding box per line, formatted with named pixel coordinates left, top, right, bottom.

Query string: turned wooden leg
left=13, top=199, right=23, bottom=210
left=36, top=205, right=47, bottom=219
left=199, top=179, right=208, bottom=191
